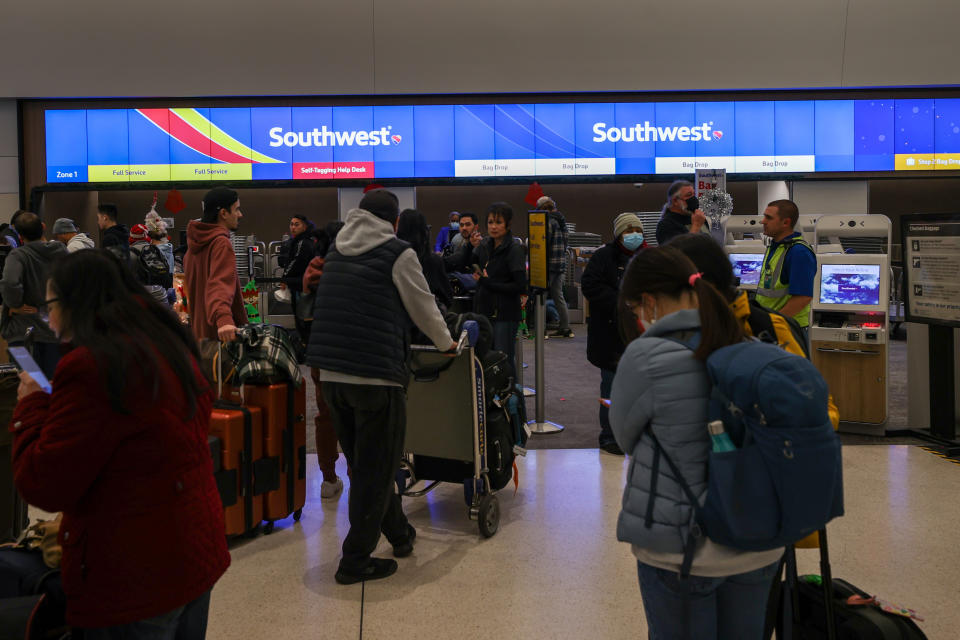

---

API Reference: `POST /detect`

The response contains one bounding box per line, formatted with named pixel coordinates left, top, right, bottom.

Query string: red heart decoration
left=391, top=135, right=402, bottom=144
left=713, top=131, right=723, bottom=140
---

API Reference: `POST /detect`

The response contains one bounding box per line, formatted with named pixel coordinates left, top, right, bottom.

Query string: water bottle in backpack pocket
left=655, top=336, right=844, bottom=572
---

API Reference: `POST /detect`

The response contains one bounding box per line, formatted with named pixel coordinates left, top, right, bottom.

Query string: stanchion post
left=526, top=205, right=565, bottom=436
left=515, top=325, right=535, bottom=397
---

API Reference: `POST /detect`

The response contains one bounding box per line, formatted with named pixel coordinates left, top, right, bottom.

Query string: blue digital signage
left=43, top=98, right=960, bottom=183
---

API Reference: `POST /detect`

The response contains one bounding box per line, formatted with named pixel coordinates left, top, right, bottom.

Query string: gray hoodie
left=316, top=208, right=454, bottom=387
left=65, top=232, right=95, bottom=253
left=0, top=240, right=68, bottom=343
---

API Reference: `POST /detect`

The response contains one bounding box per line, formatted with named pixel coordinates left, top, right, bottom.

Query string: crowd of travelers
left=0, top=182, right=836, bottom=639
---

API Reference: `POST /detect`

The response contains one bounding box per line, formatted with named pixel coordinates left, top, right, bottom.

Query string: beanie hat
left=614, top=212, right=644, bottom=239
left=202, top=187, right=239, bottom=221
left=52, top=218, right=78, bottom=235
left=129, top=223, right=149, bottom=245
left=359, top=190, right=400, bottom=223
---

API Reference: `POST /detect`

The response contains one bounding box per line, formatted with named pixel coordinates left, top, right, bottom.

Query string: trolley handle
left=410, top=323, right=476, bottom=356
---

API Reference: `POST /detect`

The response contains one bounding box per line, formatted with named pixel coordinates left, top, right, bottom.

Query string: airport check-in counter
left=810, top=253, right=891, bottom=434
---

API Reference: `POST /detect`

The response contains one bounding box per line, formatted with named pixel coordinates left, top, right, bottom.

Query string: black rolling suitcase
left=771, top=528, right=927, bottom=639
left=0, top=364, right=28, bottom=543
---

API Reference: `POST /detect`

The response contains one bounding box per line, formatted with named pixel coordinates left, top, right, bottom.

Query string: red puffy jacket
left=10, top=346, right=230, bottom=628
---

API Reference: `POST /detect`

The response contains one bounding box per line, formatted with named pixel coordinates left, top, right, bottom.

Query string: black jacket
left=656, top=210, right=694, bottom=246
left=443, top=240, right=475, bottom=274
left=420, top=252, right=454, bottom=310
left=279, top=230, right=316, bottom=292
left=472, top=233, right=527, bottom=322
left=581, top=241, right=638, bottom=371
left=102, top=224, right=130, bottom=259
left=306, top=238, right=412, bottom=385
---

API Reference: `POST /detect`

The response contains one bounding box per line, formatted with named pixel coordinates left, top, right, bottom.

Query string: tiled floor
left=207, top=445, right=954, bottom=639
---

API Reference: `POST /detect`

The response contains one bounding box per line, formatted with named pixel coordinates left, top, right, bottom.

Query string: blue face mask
left=622, top=232, right=644, bottom=250
left=450, top=222, right=460, bottom=231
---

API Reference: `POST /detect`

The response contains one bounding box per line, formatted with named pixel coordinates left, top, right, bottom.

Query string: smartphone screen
left=8, top=346, right=52, bottom=394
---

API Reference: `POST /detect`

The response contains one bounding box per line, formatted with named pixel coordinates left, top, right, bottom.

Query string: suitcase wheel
left=263, top=521, right=275, bottom=535
left=478, top=494, right=500, bottom=538
left=294, top=509, right=303, bottom=522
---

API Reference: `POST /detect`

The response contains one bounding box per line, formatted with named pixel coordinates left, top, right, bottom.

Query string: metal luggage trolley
left=398, top=331, right=501, bottom=538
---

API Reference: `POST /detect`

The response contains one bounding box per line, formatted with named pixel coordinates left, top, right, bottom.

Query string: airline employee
left=756, top=199, right=817, bottom=329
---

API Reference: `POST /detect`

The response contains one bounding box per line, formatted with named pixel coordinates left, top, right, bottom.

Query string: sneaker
left=600, top=441, right=624, bottom=456
left=549, top=328, right=575, bottom=338
left=392, top=524, right=417, bottom=558
left=335, top=558, right=397, bottom=585
left=321, top=477, right=344, bottom=500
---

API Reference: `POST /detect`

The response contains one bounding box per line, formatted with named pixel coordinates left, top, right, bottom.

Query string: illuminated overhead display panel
left=44, top=98, right=960, bottom=183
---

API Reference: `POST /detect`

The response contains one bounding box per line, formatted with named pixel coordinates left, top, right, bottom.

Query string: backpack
left=480, top=350, right=514, bottom=400
left=747, top=299, right=809, bottom=358
left=485, top=404, right=515, bottom=491
left=136, top=244, right=173, bottom=288
left=652, top=336, right=844, bottom=577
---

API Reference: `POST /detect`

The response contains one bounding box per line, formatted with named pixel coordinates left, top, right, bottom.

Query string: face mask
left=450, top=222, right=460, bottom=230
left=622, top=232, right=644, bottom=251
left=685, top=196, right=700, bottom=212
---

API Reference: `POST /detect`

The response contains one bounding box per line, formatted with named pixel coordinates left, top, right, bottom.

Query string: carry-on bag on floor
left=0, top=364, right=27, bottom=543
left=242, top=382, right=307, bottom=533
left=771, top=528, right=927, bottom=639
left=209, top=402, right=267, bottom=538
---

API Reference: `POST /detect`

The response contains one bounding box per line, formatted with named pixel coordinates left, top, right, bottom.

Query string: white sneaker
left=321, top=477, right=344, bottom=500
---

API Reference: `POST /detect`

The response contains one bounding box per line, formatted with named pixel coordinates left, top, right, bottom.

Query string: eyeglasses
left=43, top=297, right=59, bottom=306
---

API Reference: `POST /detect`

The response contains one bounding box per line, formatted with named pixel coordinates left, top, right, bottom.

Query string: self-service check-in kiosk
left=810, top=215, right=892, bottom=433
left=724, top=215, right=766, bottom=292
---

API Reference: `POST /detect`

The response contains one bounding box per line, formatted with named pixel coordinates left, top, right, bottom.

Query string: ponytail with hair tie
left=688, top=272, right=703, bottom=287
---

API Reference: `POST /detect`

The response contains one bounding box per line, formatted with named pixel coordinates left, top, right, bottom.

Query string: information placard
left=528, top=211, right=549, bottom=290
left=902, top=213, right=960, bottom=327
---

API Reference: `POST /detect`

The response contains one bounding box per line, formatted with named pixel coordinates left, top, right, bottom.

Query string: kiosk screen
left=729, top=253, right=764, bottom=286
left=819, top=264, right=881, bottom=305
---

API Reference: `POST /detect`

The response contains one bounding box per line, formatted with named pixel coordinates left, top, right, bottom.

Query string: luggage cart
left=398, top=334, right=502, bottom=538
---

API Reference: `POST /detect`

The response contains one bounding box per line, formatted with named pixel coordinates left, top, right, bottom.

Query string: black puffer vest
left=306, top=238, right=412, bottom=384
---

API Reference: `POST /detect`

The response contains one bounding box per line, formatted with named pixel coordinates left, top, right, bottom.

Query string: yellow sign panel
left=171, top=163, right=253, bottom=181
left=934, top=154, right=960, bottom=171
left=528, top=212, right=548, bottom=290
left=895, top=154, right=936, bottom=171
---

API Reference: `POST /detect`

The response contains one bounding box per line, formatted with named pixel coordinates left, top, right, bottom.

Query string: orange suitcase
left=243, top=383, right=307, bottom=532
left=209, top=403, right=266, bottom=537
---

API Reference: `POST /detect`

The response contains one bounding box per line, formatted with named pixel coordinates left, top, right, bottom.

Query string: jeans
left=79, top=590, right=211, bottom=640
left=322, top=382, right=412, bottom=573
left=598, top=368, right=616, bottom=446
left=492, top=321, right=519, bottom=361
left=547, top=273, right=569, bottom=331
left=637, top=560, right=781, bottom=640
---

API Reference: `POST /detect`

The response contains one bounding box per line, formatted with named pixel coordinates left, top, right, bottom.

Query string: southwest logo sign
left=592, top=121, right=717, bottom=143
left=268, top=125, right=397, bottom=148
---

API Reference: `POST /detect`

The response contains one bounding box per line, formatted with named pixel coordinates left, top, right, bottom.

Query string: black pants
left=322, top=382, right=411, bottom=572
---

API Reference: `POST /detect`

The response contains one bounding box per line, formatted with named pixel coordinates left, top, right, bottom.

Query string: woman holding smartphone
left=472, top=202, right=527, bottom=360
left=9, top=250, right=229, bottom=638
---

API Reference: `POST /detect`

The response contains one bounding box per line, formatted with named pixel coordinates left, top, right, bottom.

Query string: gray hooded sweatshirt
left=0, top=240, right=68, bottom=343
left=316, top=208, right=454, bottom=387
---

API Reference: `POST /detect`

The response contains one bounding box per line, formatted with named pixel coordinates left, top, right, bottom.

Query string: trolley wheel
left=263, top=521, right=275, bottom=535
left=293, top=509, right=303, bottom=522
left=478, top=494, right=500, bottom=538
